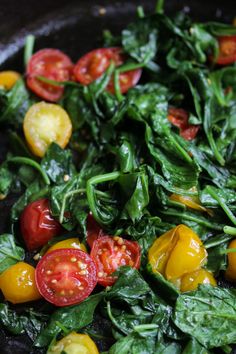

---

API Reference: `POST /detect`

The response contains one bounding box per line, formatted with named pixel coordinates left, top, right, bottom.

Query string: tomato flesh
left=35, top=249, right=97, bottom=306
left=20, top=198, right=62, bottom=251
left=74, top=47, right=142, bottom=94
left=86, top=213, right=107, bottom=248
left=216, top=36, right=236, bottom=65
left=26, top=49, right=73, bottom=102
left=167, top=107, right=200, bottom=141
left=90, top=236, right=141, bottom=287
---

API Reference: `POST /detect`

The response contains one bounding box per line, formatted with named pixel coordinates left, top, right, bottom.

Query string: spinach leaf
left=35, top=293, right=104, bottom=347
left=0, top=234, right=25, bottom=273
left=173, top=285, right=236, bottom=348
left=0, top=79, right=33, bottom=128
left=182, top=338, right=210, bottom=354
left=0, top=304, right=48, bottom=341
left=41, top=143, right=76, bottom=184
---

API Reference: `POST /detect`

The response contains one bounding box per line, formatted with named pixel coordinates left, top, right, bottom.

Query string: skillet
left=0, top=0, right=235, bottom=352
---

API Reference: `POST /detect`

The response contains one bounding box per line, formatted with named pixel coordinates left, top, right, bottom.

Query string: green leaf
left=173, top=285, right=236, bottom=348
left=0, top=234, right=25, bottom=274
left=35, top=293, right=104, bottom=347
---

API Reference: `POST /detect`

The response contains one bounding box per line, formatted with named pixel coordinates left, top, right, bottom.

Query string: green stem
left=161, top=210, right=222, bottom=230
left=137, top=6, right=145, bottom=18
left=24, top=35, right=35, bottom=68
left=206, top=186, right=236, bottom=226
left=8, top=157, right=50, bottom=185
left=86, top=171, right=120, bottom=225
left=59, top=188, right=86, bottom=224
left=207, top=131, right=225, bottom=166
left=220, top=247, right=236, bottom=255
left=118, top=62, right=145, bottom=73
left=224, top=226, right=236, bottom=236
left=155, top=0, right=165, bottom=14
left=37, top=76, right=80, bottom=87
left=134, top=324, right=158, bottom=332
left=106, top=301, right=129, bottom=335
left=114, top=69, right=124, bottom=102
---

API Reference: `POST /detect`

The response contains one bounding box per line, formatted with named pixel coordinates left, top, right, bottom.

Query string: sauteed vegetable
left=1, top=1, right=236, bottom=353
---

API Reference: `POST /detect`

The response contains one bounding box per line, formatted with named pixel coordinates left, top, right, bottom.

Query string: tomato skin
left=215, top=36, right=236, bottom=65
left=86, top=213, right=106, bottom=248
left=180, top=269, right=216, bottom=292
left=26, top=49, right=73, bottom=102
left=167, top=107, right=200, bottom=141
left=47, top=238, right=87, bottom=254
left=74, top=47, right=142, bottom=94
left=0, top=262, right=41, bottom=304
left=35, top=249, right=97, bottom=306
left=90, top=236, right=141, bottom=287
left=47, top=332, right=99, bottom=354
left=20, top=198, right=62, bottom=251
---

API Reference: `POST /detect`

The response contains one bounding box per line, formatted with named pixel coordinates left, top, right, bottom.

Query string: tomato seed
left=121, top=245, right=127, bottom=251
left=70, top=257, right=77, bottom=262
left=129, top=260, right=134, bottom=266
left=69, top=290, right=74, bottom=295
left=79, top=286, right=84, bottom=290
left=117, top=238, right=124, bottom=245
left=46, top=270, right=52, bottom=275
left=51, top=279, right=57, bottom=284
left=60, top=290, right=65, bottom=295
left=79, top=270, right=88, bottom=275
left=63, top=174, right=70, bottom=182
left=98, top=272, right=103, bottom=277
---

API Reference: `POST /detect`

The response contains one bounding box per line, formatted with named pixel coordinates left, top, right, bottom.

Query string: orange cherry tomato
left=180, top=269, right=217, bottom=292
left=0, top=262, right=41, bottom=304
left=215, top=36, right=236, bottom=65
left=23, top=102, right=72, bottom=157
left=46, top=238, right=87, bottom=254
left=0, top=71, right=21, bottom=90
left=225, top=239, right=236, bottom=282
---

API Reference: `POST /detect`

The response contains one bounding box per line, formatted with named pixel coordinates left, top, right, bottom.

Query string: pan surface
left=0, top=0, right=235, bottom=353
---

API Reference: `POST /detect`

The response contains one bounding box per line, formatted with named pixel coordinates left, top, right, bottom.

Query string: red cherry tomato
left=20, top=198, right=62, bottom=251
left=90, top=236, right=141, bottom=287
left=73, top=47, right=142, bottom=94
left=35, top=249, right=97, bottom=306
left=86, top=213, right=106, bottom=248
left=167, top=107, right=200, bottom=141
left=26, top=49, right=73, bottom=102
left=215, top=36, right=236, bottom=65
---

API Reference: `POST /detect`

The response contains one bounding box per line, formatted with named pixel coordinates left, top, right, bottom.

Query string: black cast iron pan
left=0, top=0, right=235, bottom=353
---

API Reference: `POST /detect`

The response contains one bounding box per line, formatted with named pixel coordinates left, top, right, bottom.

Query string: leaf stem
left=8, top=157, right=50, bottom=185
left=155, top=0, right=165, bottom=14
left=59, top=188, right=86, bottom=224
left=137, top=6, right=145, bottom=18
left=220, top=248, right=236, bottom=255
left=224, top=226, right=236, bottom=236
left=24, top=35, right=35, bottom=68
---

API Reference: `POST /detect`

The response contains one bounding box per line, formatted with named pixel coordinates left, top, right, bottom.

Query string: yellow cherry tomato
left=23, top=102, right=72, bottom=157
left=0, top=71, right=21, bottom=90
left=148, top=225, right=207, bottom=288
left=169, top=193, right=209, bottom=213
left=46, top=238, right=87, bottom=254
left=180, top=269, right=217, bottom=292
left=0, top=262, right=41, bottom=304
left=225, top=238, right=236, bottom=281
left=47, top=332, right=99, bottom=354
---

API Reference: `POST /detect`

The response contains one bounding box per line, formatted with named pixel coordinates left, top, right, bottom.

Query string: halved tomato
left=167, top=107, right=200, bottom=141
left=20, top=198, right=62, bottom=251
left=86, top=213, right=106, bottom=248
left=215, top=36, right=236, bottom=65
left=35, top=249, right=97, bottom=306
left=23, top=101, right=72, bottom=157
left=90, top=236, right=141, bottom=287
left=26, top=49, right=73, bottom=102
left=73, top=47, right=142, bottom=94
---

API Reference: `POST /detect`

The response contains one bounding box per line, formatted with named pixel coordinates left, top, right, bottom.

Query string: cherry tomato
left=35, top=249, right=97, bottom=306
left=86, top=213, right=106, bottom=248
left=46, top=238, right=87, bottom=254
left=0, top=71, right=21, bottom=90
left=0, top=262, right=41, bottom=304
left=26, top=49, right=73, bottom=102
left=225, top=239, right=236, bottom=282
left=90, top=236, right=141, bottom=287
left=215, top=36, right=236, bottom=65
left=23, top=102, right=72, bottom=157
left=167, top=107, right=200, bottom=141
left=20, top=198, right=62, bottom=251
left=47, top=332, right=99, bottom=354
left=180, top=269, right=217, bottom=292
left=74, top=47, right=142, bottom=94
